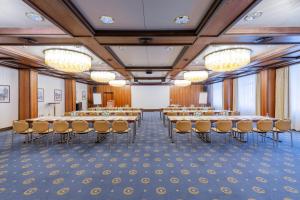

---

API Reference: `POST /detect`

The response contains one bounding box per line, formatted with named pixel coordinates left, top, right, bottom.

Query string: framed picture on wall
left=82, top=90, right=86, bottom=100
left=0, top=85, right=10, bottom=103
left=38, top=88, right=44, bottom=102
left=54, top=89, right=62, bottom=101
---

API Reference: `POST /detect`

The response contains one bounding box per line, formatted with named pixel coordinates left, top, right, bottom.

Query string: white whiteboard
left=131, top=86, right=170, bottom=109
left=199, top=92, right=208, bottom=104
left=93, top=93, right=102, bottom=105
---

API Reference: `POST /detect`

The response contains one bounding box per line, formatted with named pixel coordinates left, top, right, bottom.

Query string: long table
left=26, top=115, right=139, bottom=143
left=162, top=110, right=235, bottom=125
left=167, top=115, right=277, bottom=143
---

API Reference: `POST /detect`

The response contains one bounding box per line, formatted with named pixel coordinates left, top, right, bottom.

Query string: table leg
left=163, top=114, right=166, bottom=126
left=170, top=121, right=174, bottom=143
left=132, top=121, right=137, bottom=143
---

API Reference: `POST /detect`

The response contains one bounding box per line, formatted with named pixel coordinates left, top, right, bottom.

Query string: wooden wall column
left=19, top=69, right=38, bottom=120
left=170, top=85, right=203, bottom=106
left=260, top=69, right=276, bottom=117
left=65, top=79, right=76, bottom=112
left=223, top=79, right=233, bottom=110
left=87, top=85, right=94, bottom=108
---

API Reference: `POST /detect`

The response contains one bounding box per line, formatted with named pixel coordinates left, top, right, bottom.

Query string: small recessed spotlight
left=25, top=12, right=44, bottom=22
left=244, top=11, right=263, bottom=21
left=174, top=16, right=190, bottom=24
left=100, top=16, right=114, bottom=24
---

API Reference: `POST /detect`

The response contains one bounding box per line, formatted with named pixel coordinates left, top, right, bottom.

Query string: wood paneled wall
left=260, top=69, right=276, bottom=117
left=170, top=85, right=204, bottom=106
left=19, top=69, right=38, bottom=120
left=223, top=79, right=233, bottom=110
left=65, top=79, right=76, bottom=112
left=94, top=85, right=131, bottom=107
left=87, top=84, right=94, bottom=108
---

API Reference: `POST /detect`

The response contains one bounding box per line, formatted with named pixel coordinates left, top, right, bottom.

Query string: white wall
left=38, top=74, right=65, bottom=116
left=131, top=85, right=170, bottom=109
left=76, top=82, right=88, bottom=110
left=0, top=66, right=18, bottom=129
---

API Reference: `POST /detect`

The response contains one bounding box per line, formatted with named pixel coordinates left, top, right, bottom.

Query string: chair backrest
left=13, top=120, right=29, bottom=133
left=203, top=111, right=214, bottom=116
left=117, top=112, right=127, bottom=116
left=53, top=120, right=69, bottom=133
left=275, top=119, right=291, bottom=131
left=72, top=120, right=89, bottom=132
left=112, top=120, right=128, bottom=132
left=230, top=111, right=240, bottom=116
left=236, top=120, right=253, bottom=132
left=167, top=112, right=177, bottom=116
left=195, top=120, right=211, bottom=132
left=88, top=112, right=97, bottom=116
left=94, top=121, right=110, bottom=132
left=257, top=120, right=273, bottom=132
left=176, top=120, right=192, bottom=132
left=77, top=112, right=87, bottom=116
left=216, top=120, right=232, bottom=132
left=179, top=112, right=189, bottom=116
left=32, top=121, right=49, bottom=133
left=64, top=112, right=71, bottom=116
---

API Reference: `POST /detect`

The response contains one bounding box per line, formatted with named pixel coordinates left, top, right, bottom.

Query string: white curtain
left=212, top=82, right=223, bottom=110
left=289, top=64, right=300, bottom=130
left=237, top=74, right=257, bottom=115
left=275, top=67, right=289, bottom=119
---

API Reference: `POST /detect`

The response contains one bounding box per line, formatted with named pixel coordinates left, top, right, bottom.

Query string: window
left=212, top=82, right=223, bottom=110
left=237, top=74, right=256, bottom=115
left=289, top=64, right=300, bottom=130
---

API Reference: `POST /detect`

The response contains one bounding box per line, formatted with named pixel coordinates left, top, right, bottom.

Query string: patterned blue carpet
left=0, top=112, right=300, bottom=200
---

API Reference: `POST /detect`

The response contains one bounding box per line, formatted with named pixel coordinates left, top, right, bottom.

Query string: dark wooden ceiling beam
left=126, top=66, right=172, bottom=71
left=226, top=27, right=300, bottom=35
left=0, top=36, right=80, bottom=45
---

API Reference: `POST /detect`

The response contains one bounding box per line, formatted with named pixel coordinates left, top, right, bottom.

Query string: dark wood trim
left=0, top=126, right=12, bottom=132
left=126, top=66, right=172, bottom=71
left=95, top=30, right=195, bottom=37
left=226, top=27, right=300, bottom=35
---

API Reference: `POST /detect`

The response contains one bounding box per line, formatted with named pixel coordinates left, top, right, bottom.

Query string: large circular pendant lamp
left=184, top=71, right=208, bottom=82
left=44, top=48, right=92, bottom=73
left=109, top=80, right=126, bottom=87
left=90, top=71, right=115, bottom=83
left=204, top=48, right=251, bottom=72
left=174, top=80, right=191, bottom=87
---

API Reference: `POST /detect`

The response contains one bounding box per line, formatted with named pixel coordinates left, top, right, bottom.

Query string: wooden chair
left=111, top=120, right=131, bottom=145
left=253, top=120, right=273, bottom=144
left=64, top=112, right=72, bottom=116
left=173, top=120, right=192, bottom=144
left=203, top=111, right=215, bottom=116
left=211, top=120, right=232, bottom=143
left=273, top=119, right=292, bottom=146
left=193, top=120, right=211, bottom=143
left=229, top=111, right=240, bottom=116
left=32, top=121, right=53, bottom=145
left=12, top=120, right=33, bottom=145
left=232, top=120, right=253, bottom=143
left=71, top=120, right=93, bottom=143
left=94, top=121, right=111, bottom=143
left=53, top=120, right=72, bottom=144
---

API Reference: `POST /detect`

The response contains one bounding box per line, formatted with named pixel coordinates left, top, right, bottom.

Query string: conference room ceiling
left=109, top=46, right=184, bottom=67
left=1, top=0, right=300, bottom=84
left=70, top=0, right=213, bottom=30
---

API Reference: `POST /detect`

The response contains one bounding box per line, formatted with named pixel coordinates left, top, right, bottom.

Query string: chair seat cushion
left=34, top=128, right=53, bottom=134
left=173, top=128, right=191, bottom=134
left=74, top=128, right=94, bottom=134
left=95, top=128, right=111, bottom=134
left=192, top=128, right=209, bottom=133
left=55, top=128, right=72, bottom=134
left=112, top=128, right=130, bottom=134
left=273, top=127, right=288, bottom=132
left=16, top=128, right=33, bottom=134
left=232, top=127, right=249, bottom=133
left=253, top=128, right=270, bottom=133
left=211, top=127, right=230, bottom=133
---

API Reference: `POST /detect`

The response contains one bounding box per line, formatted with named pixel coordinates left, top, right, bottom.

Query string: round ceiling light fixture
left=25, top=12, right=44, bottom=22
left=100, top=16, right=114, bottom=24
left=44, top=48, right=92, bottom=73
left=109, top=80, right=126, bottom=87
left=204, top=48, right=251, bottom=72
left=174, top=80, right=191, bottom=87
left=90, top=71, right=115, bottom=83
left=183, top=71, right=208, bottom=82
left=174, top=15, right=190, bottom=24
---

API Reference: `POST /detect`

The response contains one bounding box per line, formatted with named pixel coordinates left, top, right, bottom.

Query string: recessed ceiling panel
left=132, top=71, right=168, bottom=77
left=232, top=0, right=300, bottom=29
left=110, top=46, right=184, bottom=66
left=0, top=0, right=59, bottom=29
left=6, top=45, right=112, bottom=70
left=70, top=0, right=213, bottom=30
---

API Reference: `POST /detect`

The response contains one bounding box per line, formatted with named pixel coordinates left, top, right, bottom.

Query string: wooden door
left=103, top=92, right=114, bottom=107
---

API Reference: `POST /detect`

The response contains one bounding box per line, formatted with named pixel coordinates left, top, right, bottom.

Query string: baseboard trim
left=0, top=126, right=12, bottom=132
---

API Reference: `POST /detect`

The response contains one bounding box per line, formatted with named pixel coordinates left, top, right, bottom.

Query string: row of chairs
left=173, top=119, right=293, bottom=146
left=12, top=120, right=131, bottom=145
